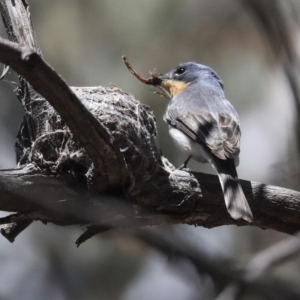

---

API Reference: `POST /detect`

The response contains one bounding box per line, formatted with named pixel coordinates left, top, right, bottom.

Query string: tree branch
left=0, top=164, right=300, bottom=237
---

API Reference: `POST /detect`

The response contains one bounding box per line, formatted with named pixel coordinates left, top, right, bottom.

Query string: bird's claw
left=177, top=166, right=192, bottom=174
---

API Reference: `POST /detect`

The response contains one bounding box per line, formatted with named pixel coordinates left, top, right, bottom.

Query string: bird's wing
left=165, top=90, right=241, bottom=160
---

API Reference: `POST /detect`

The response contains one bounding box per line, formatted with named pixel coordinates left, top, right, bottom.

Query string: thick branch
left=1, top=166, right=300, bottom=235
left=0, top=165, right=136, bottom=226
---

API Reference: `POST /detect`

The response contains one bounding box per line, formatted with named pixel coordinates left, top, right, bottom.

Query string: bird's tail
left=213, top=158, right=253, bottom=222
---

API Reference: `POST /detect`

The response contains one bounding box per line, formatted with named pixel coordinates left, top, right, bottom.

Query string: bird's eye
left=175, top=67, right=185, bottom=75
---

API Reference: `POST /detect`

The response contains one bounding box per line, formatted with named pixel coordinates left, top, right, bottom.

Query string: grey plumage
left=160, top=62, right=253, bottom=222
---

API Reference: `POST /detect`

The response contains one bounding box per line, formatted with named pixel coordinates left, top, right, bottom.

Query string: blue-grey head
left=154, top=62, right=224, bottom=98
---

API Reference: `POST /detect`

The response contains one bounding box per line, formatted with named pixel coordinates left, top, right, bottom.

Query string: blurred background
left=1, top=0, right=300, bottom=299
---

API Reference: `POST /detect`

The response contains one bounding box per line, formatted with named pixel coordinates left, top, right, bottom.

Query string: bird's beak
left=158, top=74, right=169, bottom=81
left=157, top=74, right=171, bottom=83
left=152, top=74, right=189, bottom=98
left=146, top=74, right=163, bottom=86
left=145, top=73, right=170, bottom=86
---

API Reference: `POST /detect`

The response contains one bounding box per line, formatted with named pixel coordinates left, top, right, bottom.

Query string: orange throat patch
left=160, top=79, right=189, bottom=98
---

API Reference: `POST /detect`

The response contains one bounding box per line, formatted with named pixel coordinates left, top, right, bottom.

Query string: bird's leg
left=178, top=155, right=192, bottom=172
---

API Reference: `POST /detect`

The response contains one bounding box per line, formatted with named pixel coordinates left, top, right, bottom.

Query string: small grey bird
left=156, top=62, right=253, bottom=222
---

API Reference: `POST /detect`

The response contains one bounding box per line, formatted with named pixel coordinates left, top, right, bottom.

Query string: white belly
left=168, top=126, right=239, bottom=167
left=168, top=127, right=212, bottom=164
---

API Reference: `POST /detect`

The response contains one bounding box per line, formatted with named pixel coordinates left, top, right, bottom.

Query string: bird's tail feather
left=213, top=158, right=253, bottom=222
left=218, top=173, right=253, bottom=222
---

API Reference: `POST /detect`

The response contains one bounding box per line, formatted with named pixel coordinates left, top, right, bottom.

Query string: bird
left=155, top=62, right=253, bottom=222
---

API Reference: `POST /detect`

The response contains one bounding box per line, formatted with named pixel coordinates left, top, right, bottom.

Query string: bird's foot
left=177, top=155, right=192, bottom=173
left=177, top=165, right=192, bottom=174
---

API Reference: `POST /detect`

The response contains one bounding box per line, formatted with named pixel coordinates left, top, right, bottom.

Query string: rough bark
left=0, top=0, right=299, bottom=243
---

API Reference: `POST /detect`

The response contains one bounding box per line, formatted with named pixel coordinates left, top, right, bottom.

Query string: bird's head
left=156, top=62, right=224, bottom=98
left=122, top=57, right=223, bottom=98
